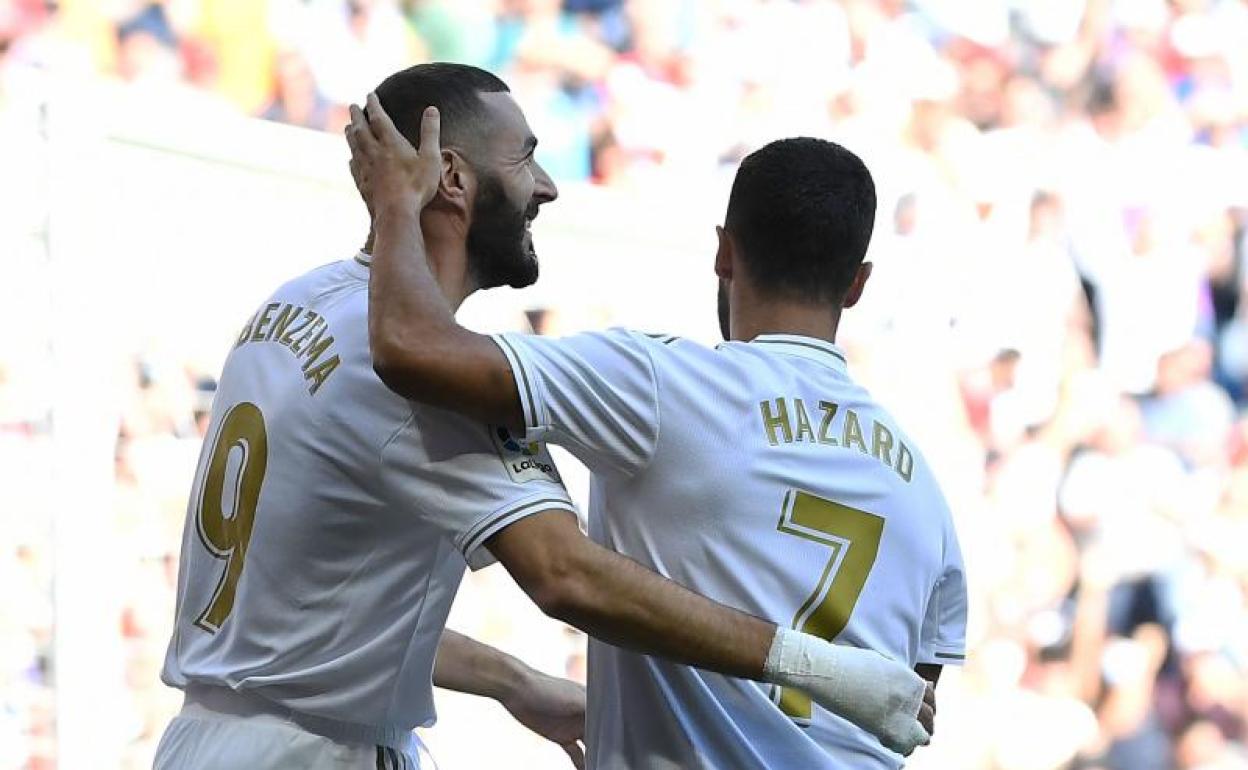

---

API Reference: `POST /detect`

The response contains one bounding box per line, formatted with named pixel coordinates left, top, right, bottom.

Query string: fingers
left=918, top=701, right=935, bottom=736
left=919, top=682, right=936, bottom=735
left=419, top=105, right=441, bottom=157
left=347, top=104, right=369, bottom=145
left=365, top=92, right=405, bottom=147
left=888, top=720, right=931, bottom=757
left=344, top=120, right=358, bottom=159
left=562, top=741, right=585, bottom=770
left=881, top=673, right=932, bottom=756
left=345, top=104, right=377, bottom=158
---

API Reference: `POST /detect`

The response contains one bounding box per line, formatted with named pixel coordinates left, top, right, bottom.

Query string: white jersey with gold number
left=161, top=255, right=573, bottom=749
left=493, top=329, right=967, bottom=770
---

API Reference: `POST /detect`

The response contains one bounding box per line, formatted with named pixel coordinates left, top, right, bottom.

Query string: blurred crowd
left=4, top=0, right=1248, bottom=768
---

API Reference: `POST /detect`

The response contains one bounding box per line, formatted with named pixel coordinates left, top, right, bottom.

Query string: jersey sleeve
left=380, top=409, right=577, bottom=571
left=491, top=328, right=661, bottom=477
left=917, top=531, right=968, bottom=666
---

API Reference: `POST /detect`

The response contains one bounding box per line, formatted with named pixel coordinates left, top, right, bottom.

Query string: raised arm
left=351, top=98, right=935, bottom=756
left=346, top=96, right=524, bottom=430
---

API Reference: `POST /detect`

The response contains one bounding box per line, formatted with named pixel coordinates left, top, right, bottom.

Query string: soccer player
left=156, top=64, right=933, bottom=770
left=350, top=86, right=968, bottom=768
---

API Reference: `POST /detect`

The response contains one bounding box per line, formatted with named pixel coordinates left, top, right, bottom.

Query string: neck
left=731, top=291, right=842, bottom=344
left=363, top=226, right=476, bottom=312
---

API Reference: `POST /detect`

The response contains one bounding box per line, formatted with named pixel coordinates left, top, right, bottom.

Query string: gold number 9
left=193, top=401, right=268, bottom=633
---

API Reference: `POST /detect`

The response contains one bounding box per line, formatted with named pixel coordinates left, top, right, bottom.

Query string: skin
left=353, top=91, right=555, bottom=305
left=354, top=94, right=592, bottom=765
left=346, top=91, right=937, bottom=743
left=434, top=631, right=586, bottom=767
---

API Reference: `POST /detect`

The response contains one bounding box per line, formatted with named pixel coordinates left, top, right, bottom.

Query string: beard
left=718, top=280, right=731, bottom=341
left=466, top=172, right=539, bottom=290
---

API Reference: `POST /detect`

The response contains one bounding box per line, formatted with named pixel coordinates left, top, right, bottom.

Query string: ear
left=842, top=262, right=873, bottom=308
left=714, top=226, right=734, bottom=280
left=437, top=148, right=473, bottom=211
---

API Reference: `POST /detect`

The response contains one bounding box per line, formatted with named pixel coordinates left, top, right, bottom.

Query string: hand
left=500, top=669, right=587, bottom=769
left=920, top=681, right=936, bottom=736
left=819, top=645, right=932, bottom=756
left=765, top=630, right=932, bottom=756
left=345, top=92, right=442, bottom=217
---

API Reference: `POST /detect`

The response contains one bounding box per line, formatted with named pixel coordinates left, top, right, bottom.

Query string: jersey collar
left=345, top=251, right=372, bottom=280
left=747, top=334, right=848, bottom=372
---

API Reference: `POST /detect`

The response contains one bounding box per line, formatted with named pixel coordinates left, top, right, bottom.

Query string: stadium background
left=3, top=0, right=1248, bottom=768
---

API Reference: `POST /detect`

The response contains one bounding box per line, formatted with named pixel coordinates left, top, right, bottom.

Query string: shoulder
left=272, top=258, right=361, bottom=298
left=498, top=326, right=668, bottom=368
left=608, top=328, right=721, bottom=360
left=597, top=329, right=739, bottom=380
left=244, top=261, right=367, bottom=330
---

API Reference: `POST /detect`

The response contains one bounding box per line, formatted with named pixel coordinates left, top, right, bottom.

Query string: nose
left=533, top=161, right=558, bottom=204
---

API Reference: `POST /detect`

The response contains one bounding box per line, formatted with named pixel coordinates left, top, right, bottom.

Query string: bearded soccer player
left=155, top=64, right=933, bottom=770
left=350, top=87, right=966, bottom=769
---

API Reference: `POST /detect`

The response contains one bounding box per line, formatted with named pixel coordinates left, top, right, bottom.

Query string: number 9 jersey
left=493, top=328, right=967, bottom=770
left=161, top=255, right=575, bottom=743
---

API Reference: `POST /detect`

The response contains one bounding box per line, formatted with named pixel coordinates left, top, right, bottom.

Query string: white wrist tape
left=763, top=627, right=930, bottom=756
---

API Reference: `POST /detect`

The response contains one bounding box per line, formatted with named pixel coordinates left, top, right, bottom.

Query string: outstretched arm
left=346, top=96, right=524, bottom=430
left=434, top=630, right=586, bottom=768
left=489, top=509, right=936, bottom=756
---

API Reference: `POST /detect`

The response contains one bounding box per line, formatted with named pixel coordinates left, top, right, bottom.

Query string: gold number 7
left=773, top=490, right=885, bottom=723
left=193, top=401, right=268, bottom=633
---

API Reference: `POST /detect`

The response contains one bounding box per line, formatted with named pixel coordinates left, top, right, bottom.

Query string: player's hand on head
left=500, top=669, right=586, bottom=769
left=345, top=92, right=442, bottom=214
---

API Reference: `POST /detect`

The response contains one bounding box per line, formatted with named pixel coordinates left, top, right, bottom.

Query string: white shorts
left=154, top=686, right=435, bottom=770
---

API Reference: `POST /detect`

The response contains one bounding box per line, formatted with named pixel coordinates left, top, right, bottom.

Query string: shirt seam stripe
left=459, top=497, right=575, bottom=556
left=498, top=335, right=540, bottom=430
left=752, top=338, right=847, bottom=363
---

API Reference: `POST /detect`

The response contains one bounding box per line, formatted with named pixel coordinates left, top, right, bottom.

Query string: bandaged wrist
left=763, top=626, right=839, bottom=690
left=760, top=627, right=929, bottom=756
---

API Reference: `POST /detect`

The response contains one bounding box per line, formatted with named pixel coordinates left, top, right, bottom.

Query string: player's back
left=588, top=334, right=964, bottom=768
left=498, top=330, right=965, bottom=769
left=162, top=256, right=529, bottom=738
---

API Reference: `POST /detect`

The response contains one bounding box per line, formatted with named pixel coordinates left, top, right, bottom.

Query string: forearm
left=368, top=207, right=460, bottom=393
left=433, top=629, right=528, bottom=702
left=368, top=207, right=525, bottom=427
left=519, top=530, right=775, bottom=680
left=491, top=511, right=931, bottom=754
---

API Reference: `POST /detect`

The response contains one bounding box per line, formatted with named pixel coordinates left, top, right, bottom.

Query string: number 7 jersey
left=161, top=255, right=574, bottom=737
left=493, top=329, right=967, bottom=770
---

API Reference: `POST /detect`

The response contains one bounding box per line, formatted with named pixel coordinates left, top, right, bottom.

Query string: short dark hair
left=724, top=138, right=877, bottom=304
left=374, top=63, right=510, bottom=152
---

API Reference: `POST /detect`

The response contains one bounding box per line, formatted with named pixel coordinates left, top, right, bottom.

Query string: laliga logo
left=496, top=426, right=540, bottom=457
left=495, top=426, right=556, bottom=478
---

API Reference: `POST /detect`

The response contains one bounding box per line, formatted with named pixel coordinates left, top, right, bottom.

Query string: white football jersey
left=161, top=254, right=573, bottom=744
left=494, top=329, right=967, bottom=770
